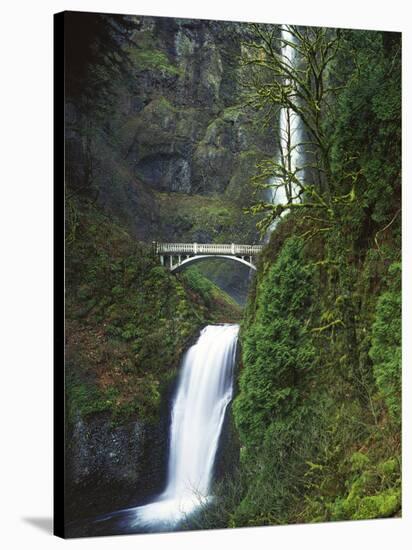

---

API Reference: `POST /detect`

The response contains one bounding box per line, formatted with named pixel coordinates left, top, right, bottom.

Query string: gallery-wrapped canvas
left=54, top=10, right=401, bottom=538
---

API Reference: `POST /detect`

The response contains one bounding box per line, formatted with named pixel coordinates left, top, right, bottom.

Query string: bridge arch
left=154, top=242, right=263, bottom=272
left=170, top=254, right=257, bottom=273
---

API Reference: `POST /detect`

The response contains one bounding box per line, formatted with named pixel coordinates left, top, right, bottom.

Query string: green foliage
left=369, top=262, right=402, bottom=424
left=234, top=237, right=315, bottom=449
left=232, top=406, right=322, bottom=526
left=331, top=487, right=400, bottom=521
left=231, top=28, right=401, bottom=528
left=66, top=370, right=161, bottom=426
left=230, top=227, right=401, bottom=526
left=155, top=191, right=256, bottom=244
left=329, top=451, right=401, bottom=520
left=63, top=18, right=402, bottom=530
left=329, top=31, right=401, bottom=226
left=181, top=267, right=216, bottom=307
left=350, top=451, right=370, bottom=471
left=66, top=199, right=240, bottom=425
left=180, top=266, right=239, bottom=306
left=67, top=375, right=118, bottom=420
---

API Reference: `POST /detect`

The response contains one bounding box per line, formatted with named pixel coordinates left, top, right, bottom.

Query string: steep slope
left=229, top=29, right=402, bottom=527
left=65, top=197, right=241, bottom=523
left=232, top=220, right=401, bottom=526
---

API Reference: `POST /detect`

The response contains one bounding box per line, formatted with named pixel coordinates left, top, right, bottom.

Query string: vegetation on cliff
left=231, top=223, right=401, bottom=526
left=65, top=197, right=241, bottom=427
left=64, top=13, right=249, bottom=431
left=229, top=27, right=401, bottom=526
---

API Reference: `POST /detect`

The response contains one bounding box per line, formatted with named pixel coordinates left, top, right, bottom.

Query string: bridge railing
left=155, top=242, right=264, bottom=256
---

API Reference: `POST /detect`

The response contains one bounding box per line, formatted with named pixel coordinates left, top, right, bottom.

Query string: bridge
left=153, top=242, right=264, bottom=272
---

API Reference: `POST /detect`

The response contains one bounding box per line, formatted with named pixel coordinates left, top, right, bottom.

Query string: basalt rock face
left=67, top=416, right=145, bottom=489
left=65, top=412, right=169, bottom=524
left=65, top=16, right=276, bottom=243
left=121, top=17, right=274, bottom=202
left=64, top=366, right=181, bottom=525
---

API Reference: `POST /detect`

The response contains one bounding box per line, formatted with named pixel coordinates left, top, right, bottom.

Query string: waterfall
left=101, top=324, right=239, bottom=532
left=133, top=324, right=239, bottom=529
left=165, top=324, right=239, bottom=501
left=267, top=24, right=304, bottom=234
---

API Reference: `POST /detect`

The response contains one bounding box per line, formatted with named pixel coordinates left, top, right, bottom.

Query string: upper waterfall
left=267, top=24, right=304, bottom=234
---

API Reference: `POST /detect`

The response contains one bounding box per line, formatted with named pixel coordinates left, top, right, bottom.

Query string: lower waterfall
left=93, top=323, right=239, bottom=533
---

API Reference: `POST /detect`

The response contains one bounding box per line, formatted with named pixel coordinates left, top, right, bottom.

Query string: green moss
left=350, top=451, right=370, bottom=472
left=66, top=198, right=241, bottom=426
left=155, top=191, right=256, bottom=243
left=127, top=42, right=181, bottom=76
left=377, top=458, right=399, bottom=479
left=67, top=376, right=118, bottom=422
left=180, top=267, right=241, bottom=321
left=120, top=96, right=177, bottom=152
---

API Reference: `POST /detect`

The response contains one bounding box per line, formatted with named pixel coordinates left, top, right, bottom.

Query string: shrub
left=369, top=262, right=401, bottom=424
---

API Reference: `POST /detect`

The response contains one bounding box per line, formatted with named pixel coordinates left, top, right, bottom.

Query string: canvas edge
left=53, top=10, right=66, bottom=540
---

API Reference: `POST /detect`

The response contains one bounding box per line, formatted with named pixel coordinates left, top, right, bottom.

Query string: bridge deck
left=155, top=242, right=264, bottom=255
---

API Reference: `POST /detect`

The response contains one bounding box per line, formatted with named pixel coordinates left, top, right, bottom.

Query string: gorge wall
left=64, top=197, right=243, bottom=526
left=66, top=16, right=275, bottom=245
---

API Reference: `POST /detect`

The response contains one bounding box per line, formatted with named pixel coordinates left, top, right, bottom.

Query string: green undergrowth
left=228, top=222, right=401, bottom=527
left=65, top=197, right=241, bottom=426
left=216, top=29, right=403, bottom=529
left=328, top=452, right=401, bottom=521
left=178, top=266, right=242, bottom=319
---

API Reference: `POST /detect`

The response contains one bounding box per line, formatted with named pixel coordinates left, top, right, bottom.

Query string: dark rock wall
left=65, top=357, right=183, bottom=524
left=122, top=17, right=275, bottom=199
left=65, top=16, right=277, bottom=243
left=65, top=407, right=170, bottom=522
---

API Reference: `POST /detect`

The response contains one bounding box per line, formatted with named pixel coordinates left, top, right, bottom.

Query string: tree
left=241, top=25, right=357, bottom=232
left=64, top=13, right=138, bottom=198
left=241, top=25, right=370, bottom=381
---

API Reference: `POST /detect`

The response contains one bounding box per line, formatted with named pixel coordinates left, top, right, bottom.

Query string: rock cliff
left=65, top=16, right=276, bottom=243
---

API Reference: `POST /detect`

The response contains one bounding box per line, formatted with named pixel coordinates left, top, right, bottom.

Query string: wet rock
left=65, top=411, right=169, bottom=523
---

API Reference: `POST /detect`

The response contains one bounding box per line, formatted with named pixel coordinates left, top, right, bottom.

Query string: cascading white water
left=267, top=25, right=304, bottom=233
left=128, top=324, right=239, bottom=530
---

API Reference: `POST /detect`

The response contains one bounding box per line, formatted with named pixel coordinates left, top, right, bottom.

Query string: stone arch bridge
left=153, top=242, right=264, bottom=272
